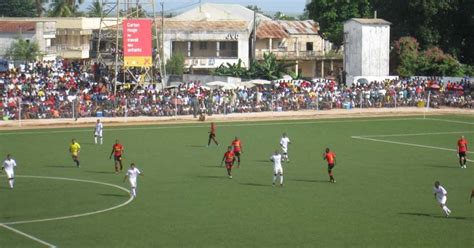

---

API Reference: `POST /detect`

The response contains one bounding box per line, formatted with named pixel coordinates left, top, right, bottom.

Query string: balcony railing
left=256, top=50, right=326, bottom=60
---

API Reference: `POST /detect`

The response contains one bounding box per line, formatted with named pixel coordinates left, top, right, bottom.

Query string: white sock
left=272, top=175, right=276, bottom=184
left=280, top=175, right=283, bottom=185
left=100, top=137, right=103, bottom=145
left=94, top=137, right=97, bottom=144
left=9, top=179, right=13, bottom=188
left=442, top=206, right=449, bottom=215
left=131, top=188, right=136, bottom=197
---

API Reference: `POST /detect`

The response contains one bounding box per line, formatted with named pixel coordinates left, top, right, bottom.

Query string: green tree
left=305, top=0, right=372, bottom=48
left=418, top=47, right=463, bottom=76
left=87, top=0, right=102, bottom=17
left=48, top=0, right=84, bottom=17
left=391, top=36, right=465, bottom=77
left=214, top=59, right=248, bottom=78
left=0, top=0, right=36, bottom=17
left=391, top=37, right=421, bottom=77
left=273, top=11, right=296, bottom=21
left=372, top=0, right=473, bottom=65
left=6, top=38, right=41, bottom=62
left=166, top=53, right=185, bottom=76
left=250, top=53, right=294, bottom=80
left=120, top=5, right=148, bottom=17
left=35, top=0, right=48, bottom=16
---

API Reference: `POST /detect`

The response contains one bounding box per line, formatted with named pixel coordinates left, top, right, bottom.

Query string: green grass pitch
left=0, top=115, right=473, bottom=247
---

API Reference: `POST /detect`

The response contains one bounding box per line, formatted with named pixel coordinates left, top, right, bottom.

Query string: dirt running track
left=0, top=107, right=473, bottom=130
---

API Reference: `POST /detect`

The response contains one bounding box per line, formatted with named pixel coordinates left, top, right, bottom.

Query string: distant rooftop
left=157, top=20, right=249, bottom=32
left=172, top=3, right=271, bottom=22
left=0, top=21, right=36, bottom=33
left=257, top=20, right=319, bottom=39
left=348, top=18, right=391, bottom=25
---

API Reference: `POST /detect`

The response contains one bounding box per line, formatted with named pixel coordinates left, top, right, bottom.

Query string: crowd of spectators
left=0, top=61, right=472, bottom=120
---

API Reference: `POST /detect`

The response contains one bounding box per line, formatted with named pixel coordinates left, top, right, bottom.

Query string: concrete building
left=0, top=17, right=100, bottom=60
left=0, top=20, right=56, bottom=61
left=52, top=17, right=100, bottom=59
left=163, top=3, right=270, bottom=73
left=161, top=20, right=251, bottom=74
left=343, top=18, right=391, bottom=83
left=256, top=20, right=341, bottom=78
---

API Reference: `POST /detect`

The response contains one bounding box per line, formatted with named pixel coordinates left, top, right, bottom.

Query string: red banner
left=123, top=19, right=152, bottom=67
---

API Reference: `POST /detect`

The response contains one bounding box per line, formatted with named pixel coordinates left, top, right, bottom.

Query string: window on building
left=306, top=42, right=313, bottom=51
left=220, top=42, right=226, bottom=50
left=199, top=42, right=208, bottom=50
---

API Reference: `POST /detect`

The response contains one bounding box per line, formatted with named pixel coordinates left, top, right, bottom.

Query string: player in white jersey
left=123, top=163, right=143, bottom=197
left=279, top=133, right=291, bottom=162
left=270, top=150, right=283, bottom=187
left=94, top=119, right=103, bottom=145
left=1, top=154, right=17, bottom=189
left=433, top=181, right=451, bottom=217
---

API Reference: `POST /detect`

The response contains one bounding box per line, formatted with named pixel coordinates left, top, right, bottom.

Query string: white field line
left=0, top=223, right=56, bottom=248
left=1, top=175, right=134, bottom=225
left=353, top=130, right=474, bottom=138
left=352, top=136, right=474, bottom=162
left=0, top=117, right=423, bottom=136
left=423, top=118, right=474, bottom=125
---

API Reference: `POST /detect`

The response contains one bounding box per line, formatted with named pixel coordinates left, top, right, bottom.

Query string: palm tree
left=87, top=0, right=102, bottom=17
left=35, top=0, right=47, bottom=16
left=6, top=39, right=42, bottom=62
left=48, top=0, right=84, bottom=17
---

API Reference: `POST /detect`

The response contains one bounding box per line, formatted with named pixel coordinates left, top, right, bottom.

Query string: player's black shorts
left=234, top=151, right=241, bottom=157
left=114, top=155, right=122, bottom=162
left=209, top=133, right=215, bottom=138
left=328, top=164, right=335, bottom=170
left=459, top=152, right=466, bottom=157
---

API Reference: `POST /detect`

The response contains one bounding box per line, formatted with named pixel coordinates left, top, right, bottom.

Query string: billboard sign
left=123, top=19, right=152, bottom=67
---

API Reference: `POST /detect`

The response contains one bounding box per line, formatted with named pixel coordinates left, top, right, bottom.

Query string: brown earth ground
left=0, top=107, right=473, bottom=130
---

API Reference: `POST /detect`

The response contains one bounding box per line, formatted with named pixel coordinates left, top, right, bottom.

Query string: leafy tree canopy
left=0, top=0, right=36, bottom=17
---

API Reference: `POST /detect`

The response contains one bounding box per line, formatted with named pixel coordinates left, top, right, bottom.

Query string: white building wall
left=344, top=19, right=390, bottom=83
left=164, top=31, right=250, bottom=69
left=361, top=25, right=389, bottom=76
left=343, top=21, right=362, bottom=78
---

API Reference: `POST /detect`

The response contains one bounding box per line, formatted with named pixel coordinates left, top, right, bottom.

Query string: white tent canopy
left=249, top=79, right=272, bottom=85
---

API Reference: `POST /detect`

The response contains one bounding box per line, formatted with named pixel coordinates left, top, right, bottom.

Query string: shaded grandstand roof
left=257, top=20, right=319, bottom=39
left=0, top=21, right=36, bottom=33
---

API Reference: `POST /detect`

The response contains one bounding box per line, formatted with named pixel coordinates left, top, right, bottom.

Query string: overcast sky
left=79, top=0, right=308, bottom=14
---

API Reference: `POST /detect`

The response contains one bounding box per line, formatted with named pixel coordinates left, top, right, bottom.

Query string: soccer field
left=0, top=115, right=473, bottom=248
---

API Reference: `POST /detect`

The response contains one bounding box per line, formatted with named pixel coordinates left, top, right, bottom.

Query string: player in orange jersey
left=323, top=148, right=337, bottom=183
left=457, top=136, right=468, bottom=168
left=231, top=137, right=243, bottom=167
left=221, top=146, right=235, bottom=179
left=207, top=122, right=219, bottom=147
left=110, top=139, right=125, bottom=173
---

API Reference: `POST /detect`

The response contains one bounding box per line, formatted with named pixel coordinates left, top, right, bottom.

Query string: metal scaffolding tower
left=95, top=0, right=163, bottom=94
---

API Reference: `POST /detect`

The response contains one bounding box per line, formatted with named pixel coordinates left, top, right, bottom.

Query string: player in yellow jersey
left=69, top=138, right=81, bottom=167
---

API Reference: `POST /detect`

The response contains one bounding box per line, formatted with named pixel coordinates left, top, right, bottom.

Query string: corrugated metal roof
left=279, top=20, right=319, bottom=35
left=257, top=20, right=319, bottom=39
left=158, top=20, right=249, bottom=32
left=349, top=18, right=391, bottom=25
left=256, top=21, right=288, bottom=39
left=0, top=21, right=36, bottom=33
